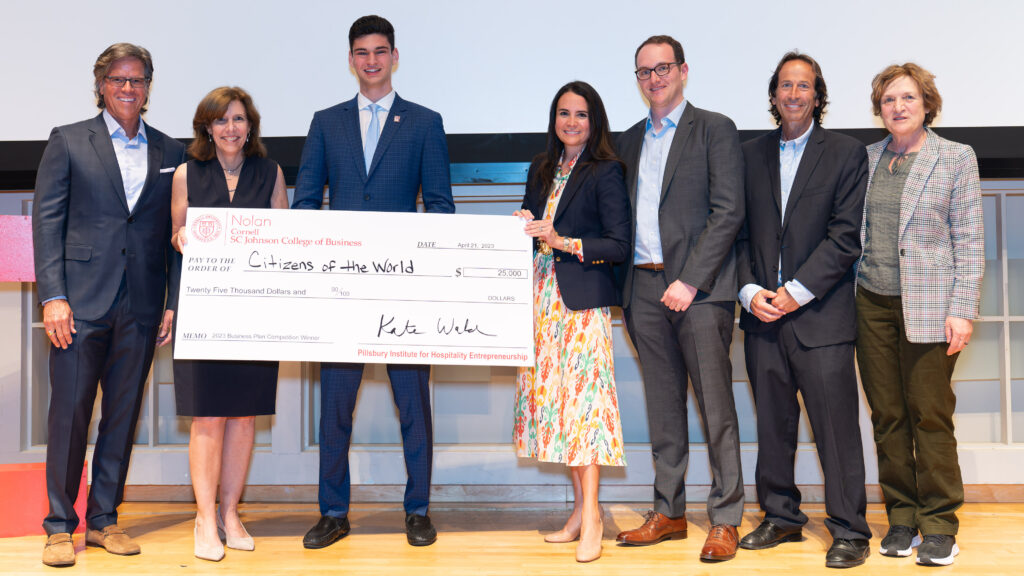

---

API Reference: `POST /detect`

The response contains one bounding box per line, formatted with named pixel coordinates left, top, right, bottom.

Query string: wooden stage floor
left=1, top=502, right=1019, bottom=574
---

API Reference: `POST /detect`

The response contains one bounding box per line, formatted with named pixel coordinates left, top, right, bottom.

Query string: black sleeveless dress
left=174, top=156, right=280, bottom=416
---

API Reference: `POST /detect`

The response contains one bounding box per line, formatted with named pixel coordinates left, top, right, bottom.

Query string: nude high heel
left=194, top=519, right=225, bottom=562
left=575, top=518, right=603, bottom=563
left=217, top=507, right=255, bottom=551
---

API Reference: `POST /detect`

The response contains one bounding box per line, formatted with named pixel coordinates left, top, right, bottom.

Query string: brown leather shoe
left=615, top=510, right=687, bottom=546
left=700, top=524, right=739, bottom=561
left=42, top=533, right=75, bottom=567
left=85, top=525, right=141, bottom=555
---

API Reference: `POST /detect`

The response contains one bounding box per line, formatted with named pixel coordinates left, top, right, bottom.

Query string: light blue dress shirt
left=102, top=109, right=148, bottom=213
left=357, top=90, right=396, bottom=146
left=739, top=123, right=816, bottom=312
left=634, top=100, right=686, bottom=265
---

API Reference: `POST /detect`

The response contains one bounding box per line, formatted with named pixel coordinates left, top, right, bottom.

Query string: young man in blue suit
left=292, top=14, right=454, bottom=549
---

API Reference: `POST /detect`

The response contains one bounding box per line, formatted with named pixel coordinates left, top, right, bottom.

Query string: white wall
left=2, top=0, right=1023, bottom=141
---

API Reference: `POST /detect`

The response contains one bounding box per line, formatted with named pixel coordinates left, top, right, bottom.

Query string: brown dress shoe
left=42, top=533, right=76, bottom=567
left=85, top=525, right=141, bottom=555
left=615, top=510, right=687, bottom=545
left=700, top=524, right=739, bottom=561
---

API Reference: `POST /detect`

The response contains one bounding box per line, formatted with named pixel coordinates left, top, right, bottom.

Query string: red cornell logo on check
left=192, top=215, right=222, bottom=242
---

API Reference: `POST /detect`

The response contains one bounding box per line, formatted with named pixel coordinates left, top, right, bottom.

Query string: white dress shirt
left=357, top=90, right=396, bottom=146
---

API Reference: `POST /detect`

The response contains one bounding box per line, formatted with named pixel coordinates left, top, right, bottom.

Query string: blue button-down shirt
left=739, top=123, right=815, bottom=312
left=102, top=109, right=148, bottom=213
left=634, top=100, right=686, bottom=265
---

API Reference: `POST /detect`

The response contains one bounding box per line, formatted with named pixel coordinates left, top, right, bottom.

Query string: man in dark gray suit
left=33, top=43, right=184, bottom=567
left=735, top=51, right=870, bottom=568
left=615, top=35, right=745, bottom=562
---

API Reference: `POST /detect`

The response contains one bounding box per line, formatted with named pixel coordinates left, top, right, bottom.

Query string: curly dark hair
left=768, top=51, right=829, bottom=126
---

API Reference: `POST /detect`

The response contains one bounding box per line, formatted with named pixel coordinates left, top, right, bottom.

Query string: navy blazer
left=736, top=124, right=867, bottom=347
left=291, top=93, right=454, bottom=214
left=32, top=114, right=185, bottom=325
left=521, top=152, right=631, bottom=311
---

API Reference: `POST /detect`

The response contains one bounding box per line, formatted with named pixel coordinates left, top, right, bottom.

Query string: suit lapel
left=133, top=123, right=163, bottom=215
left=781, top=124, right=825, bottom=234
left=765, top=129, right=782, bottom=216
left=552, top=151, right=591, bottom=223
left=368, top=94, right=407, bottom=178
left=899, top=128, right=939, bottom=239
left=88, top=114, right=130, bottom=214
left=622, top=124, right=644, bottom=213
left=340, top=99, right=367, bottom=183
left=660, top=104, right=694, bottom=204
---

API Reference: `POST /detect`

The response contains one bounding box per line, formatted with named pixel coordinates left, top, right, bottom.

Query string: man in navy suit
left=735, top=52, right=870, bottom=568
left=292, top=14, right=454, bottom=549
left=33, top=43, right=185, bottom=567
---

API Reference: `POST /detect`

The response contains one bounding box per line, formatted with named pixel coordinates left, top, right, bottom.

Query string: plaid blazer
left=858, top=128, right=984, bottom=343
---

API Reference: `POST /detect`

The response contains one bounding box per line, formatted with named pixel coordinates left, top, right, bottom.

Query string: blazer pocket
left=800, top=185, right=831, bottom=198
left=64, top=244, right=92, bottom=262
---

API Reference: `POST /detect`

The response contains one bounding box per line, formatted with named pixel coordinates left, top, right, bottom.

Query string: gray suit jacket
left=32, top=114, right=185, bottom=325
left=618, top=102, right=745, bottom=308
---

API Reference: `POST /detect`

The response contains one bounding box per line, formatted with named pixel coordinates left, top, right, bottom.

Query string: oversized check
left=174, top=208, right=534, bottom=366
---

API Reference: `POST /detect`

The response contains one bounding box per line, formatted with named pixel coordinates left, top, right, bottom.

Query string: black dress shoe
left=826, top=538, right=870, bottom=569
left=405, top=513, right=437, bottom=546
left=303, top=515, right=350, bottom=549
left=739, top=520, right=803, bottom=550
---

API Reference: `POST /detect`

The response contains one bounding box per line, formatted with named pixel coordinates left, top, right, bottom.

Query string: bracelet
left=562, top=236, right=572, bottom=254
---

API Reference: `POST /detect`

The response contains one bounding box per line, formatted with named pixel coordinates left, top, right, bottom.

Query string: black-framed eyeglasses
left=634, top=62, right=681, bottom=80
left=105, top=76, right=150, bottom=88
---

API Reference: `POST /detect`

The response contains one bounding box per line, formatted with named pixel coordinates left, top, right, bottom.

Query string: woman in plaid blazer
left=855, top=63, right=983, bottom=568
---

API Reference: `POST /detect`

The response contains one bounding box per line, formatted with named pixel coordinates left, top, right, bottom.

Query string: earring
left=246, top=133, right=250, bottom=144
left=208, top=134, right=213, bottom=142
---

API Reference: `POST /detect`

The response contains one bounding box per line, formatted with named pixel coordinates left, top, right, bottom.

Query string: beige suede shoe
left=85, top=525, right=141, bottom=555
left=42, top=533, right=75, bottom=567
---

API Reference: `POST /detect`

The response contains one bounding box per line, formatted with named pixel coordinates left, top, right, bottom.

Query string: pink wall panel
left=0, top=215, right=34, bottom=282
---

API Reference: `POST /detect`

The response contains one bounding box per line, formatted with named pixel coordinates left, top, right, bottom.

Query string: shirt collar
left=646, top=99, right=687, bottom=133
left=102, top=109, right=147, bottom=143
left=780, top=121, right=813, bottom=148
left=358, top=90, right=396, bottom=112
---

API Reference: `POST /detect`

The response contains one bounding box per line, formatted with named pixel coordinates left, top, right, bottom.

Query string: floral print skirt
left=513, top=252, right=625, bottom=466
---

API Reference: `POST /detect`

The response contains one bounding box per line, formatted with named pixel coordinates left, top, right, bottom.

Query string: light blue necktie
left=364, top=103, right=381, bottom=175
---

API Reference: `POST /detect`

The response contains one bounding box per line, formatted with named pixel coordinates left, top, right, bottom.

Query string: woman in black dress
left=170, top=86, right=288, bottom=561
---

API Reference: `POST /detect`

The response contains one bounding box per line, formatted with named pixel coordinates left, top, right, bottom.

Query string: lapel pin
left=394, top=116, right=400, bottom=122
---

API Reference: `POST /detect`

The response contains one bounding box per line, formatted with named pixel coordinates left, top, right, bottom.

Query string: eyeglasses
left=105, top=76, right=150, bottom=89
left=635, top=62, right=681, bottom=80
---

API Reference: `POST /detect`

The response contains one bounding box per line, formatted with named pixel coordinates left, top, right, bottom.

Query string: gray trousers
left=624, top=269, right=744, bottom=525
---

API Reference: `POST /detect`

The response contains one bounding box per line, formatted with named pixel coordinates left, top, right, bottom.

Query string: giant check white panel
left=174, top=208, right=534, bottom=366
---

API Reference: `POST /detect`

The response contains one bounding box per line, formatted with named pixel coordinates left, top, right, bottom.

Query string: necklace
left=221, top=158, right=244, bottom=176
left=887, top=147, right=914, bottom=176
left=887, top=132, right=924, bottom=176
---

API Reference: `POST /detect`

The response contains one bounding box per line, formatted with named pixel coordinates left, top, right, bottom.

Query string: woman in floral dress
left=513, top=81, right=631, bottom=562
